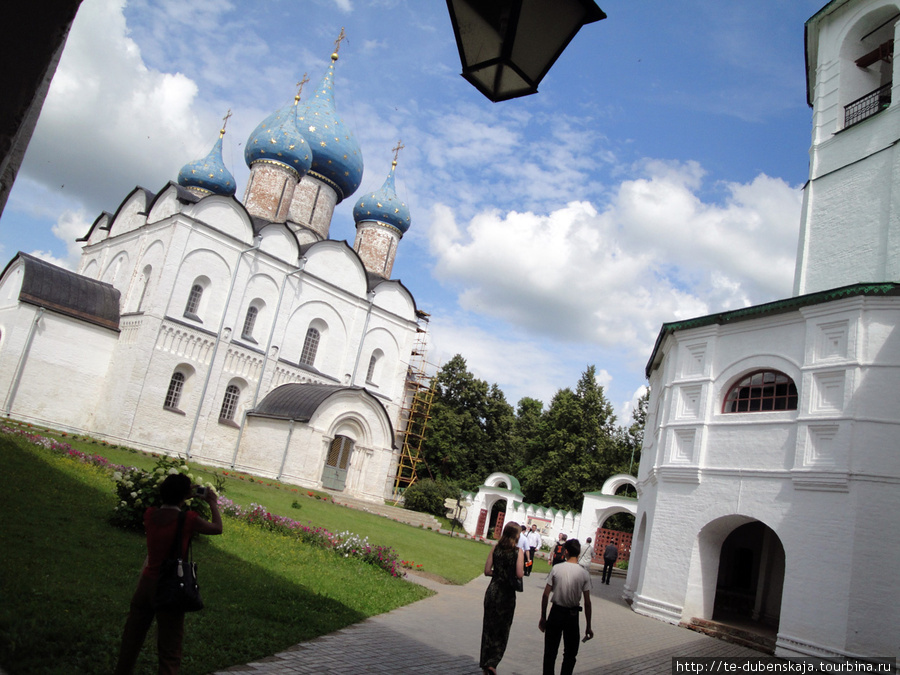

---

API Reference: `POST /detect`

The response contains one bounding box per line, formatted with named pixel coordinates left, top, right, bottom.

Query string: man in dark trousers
left=601, top=541, right=618, bottom=585
left=539, top=539, right=592, bottom=675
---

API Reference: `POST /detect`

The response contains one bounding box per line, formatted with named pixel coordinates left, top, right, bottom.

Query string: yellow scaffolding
left=392, top=309, right=435, bottom=502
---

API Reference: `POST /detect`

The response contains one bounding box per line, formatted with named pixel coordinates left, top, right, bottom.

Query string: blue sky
left=0, top=0, right=828, bottom=422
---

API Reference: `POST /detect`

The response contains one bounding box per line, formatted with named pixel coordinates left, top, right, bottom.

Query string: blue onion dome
left=295, top=51, right=363, bottom=203
left=244, top=95, right=312, bottom=178
left=177, top=131, right=236, bottom=197
left=353, top=159, right=411, bottom=234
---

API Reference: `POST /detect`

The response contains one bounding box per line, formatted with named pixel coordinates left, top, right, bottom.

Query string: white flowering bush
left=110, top=455, right=218, bottom=531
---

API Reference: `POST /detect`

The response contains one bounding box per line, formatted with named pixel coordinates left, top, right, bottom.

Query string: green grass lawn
left=30, top=426, right=495, bottom=584
left=0, top=426, right=506, bottom=673
left=0, top=432, right=487, bottom=675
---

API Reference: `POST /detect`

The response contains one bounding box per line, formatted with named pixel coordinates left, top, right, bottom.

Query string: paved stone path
left=213, top=569, right=761, bottom=674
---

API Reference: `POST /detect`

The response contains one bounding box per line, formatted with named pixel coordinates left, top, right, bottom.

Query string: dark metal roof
left=7, top=252, right=121, bottom=330
left=645, top=282, right=900, bottom=378
left=250, top=383, right=389, bottom=426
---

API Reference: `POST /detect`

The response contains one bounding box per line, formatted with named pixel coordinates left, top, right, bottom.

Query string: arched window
left=365, top=348, right=384, bottom=384
left=241, top=306, right=258, bottom=341
left=300, top=327, right=320, bottom=366
left=164, top=372, right=185, bottom=410
left=184, top=284, right=203, bottom=318
left=723, top=370, right=798, bottom=413
left=839, top=10, right=897, bottom=129
left=219, top=384, right=240, bottom=421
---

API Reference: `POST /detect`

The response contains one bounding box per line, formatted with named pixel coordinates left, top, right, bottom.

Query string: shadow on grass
left=0, top=436, right=369, bottom=675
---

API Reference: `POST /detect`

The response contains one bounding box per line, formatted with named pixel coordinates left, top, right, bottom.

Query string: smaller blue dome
left=353, top=161, right=411, bottom=234
left=177, top=135, right=236, bottom=196
left=244, top=100, right=312, bottom=177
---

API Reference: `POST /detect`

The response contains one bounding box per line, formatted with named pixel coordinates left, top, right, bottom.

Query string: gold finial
left=294, top=73, right=309, bottom=104
left=391, top=140, right=405, bottom=168
left=220, top=109, right=232, bottom=138
left=332, top=27, right=346, bottom=61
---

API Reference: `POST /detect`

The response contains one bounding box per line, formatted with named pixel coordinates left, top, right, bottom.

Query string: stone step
left=682, top=617, right=776, bottom=654
left=326, top=492, right=442, bottom=530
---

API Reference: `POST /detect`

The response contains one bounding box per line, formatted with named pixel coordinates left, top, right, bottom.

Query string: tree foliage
left=417, top=356, right=647, bottom=512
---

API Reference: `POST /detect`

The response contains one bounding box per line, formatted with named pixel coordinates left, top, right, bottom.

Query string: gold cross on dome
left=294, top=73, right=309, bottom=103
left=334, top=27, right=347, bottom=56
left=392, top=140, right=405, bottom=166
left=220, top=109, right=232, bottom=137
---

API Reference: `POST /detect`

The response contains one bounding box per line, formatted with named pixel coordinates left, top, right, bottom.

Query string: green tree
left=522, top=366, right=625, bottom=511
left=420, top=355, right=515, bottom=489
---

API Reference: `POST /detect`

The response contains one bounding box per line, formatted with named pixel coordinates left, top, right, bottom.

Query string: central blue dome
left=295, top=59, right=363, bottom=203
left=244, top=101, right=312, bottom=177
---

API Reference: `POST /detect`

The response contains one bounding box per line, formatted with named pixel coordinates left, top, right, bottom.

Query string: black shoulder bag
left=154, top=510, right=204, bottom=612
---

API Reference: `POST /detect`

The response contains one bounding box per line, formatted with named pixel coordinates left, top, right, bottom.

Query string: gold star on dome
left=208, top=173, right=215, bottom=178
left=320, top=141, right=327, bottom=147
left=309, top=126, right=316, bottom=132
left=377, top=202, right=382, bottom=208
left=289, top=144, right=295, bottom=150
left=269, top=137, right=277, bottom=144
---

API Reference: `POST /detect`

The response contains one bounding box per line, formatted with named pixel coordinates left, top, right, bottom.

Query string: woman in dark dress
left=479, top=521, right=525, bottom=674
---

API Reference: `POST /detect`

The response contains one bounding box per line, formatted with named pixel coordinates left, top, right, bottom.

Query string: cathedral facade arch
left=185, top=196, right=255, bottom=244
left=108, top=187, right=152, bottom=237
left=358, top=326, right=400, bottom=393
left=282, top=300, right=348, bottom=376
left=168, top=248, right=232, bottom=325
left=101, top=249, right=130, bottom=294
left=303, top=241, right=368, bottom=297
left=257, top=223, right=300, bottom=263
left=371, top=280, right=417, bottom=321
left=235, top=272, right=280, bottom=344
left=127, top=239, right=166, bottom=313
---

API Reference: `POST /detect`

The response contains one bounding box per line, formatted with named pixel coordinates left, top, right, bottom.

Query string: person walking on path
left=527, top=525, right=542, bottom=573
left=518, top=523, right=533, bottom=576
left=578, top=537, right=594, bottom=571
left=114, top=474, right=223, bottom=675
left=601, top=541, right=618, bottom=585
left=550, top=534, right=567, bottom=566
left=480, top=521, right=525, bottom=675
left=539, top=539, right=592, bottom=675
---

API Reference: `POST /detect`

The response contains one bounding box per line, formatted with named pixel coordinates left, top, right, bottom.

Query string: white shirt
left=517, top=533, right=529, bottom=551
left=527, top=530, right=542, bottom=549
left=545, top=561, right=591, bottom=608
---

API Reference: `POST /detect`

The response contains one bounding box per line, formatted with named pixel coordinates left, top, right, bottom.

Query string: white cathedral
left=628, top=0, right=900, bottom=662
left=0, top=48, right=424, bottom=503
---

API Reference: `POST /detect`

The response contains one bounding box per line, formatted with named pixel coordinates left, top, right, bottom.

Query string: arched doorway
left=713, top=521, right=785, bottom=629
left=488, top=499, right=507, bottom=539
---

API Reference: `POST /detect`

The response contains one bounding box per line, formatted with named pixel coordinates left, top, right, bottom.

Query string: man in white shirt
left=518, top=523, right=533, bottom=576
left=539, top=539, right=593, bottom=675
left=527, top=524, right=542, bottom=575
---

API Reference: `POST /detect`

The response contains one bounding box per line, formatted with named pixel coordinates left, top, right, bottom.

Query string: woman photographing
left=114, top=473, right=222, bottom=675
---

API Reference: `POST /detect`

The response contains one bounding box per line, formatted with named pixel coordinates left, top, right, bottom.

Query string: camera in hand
left=193, top=486, right=207, bottom=498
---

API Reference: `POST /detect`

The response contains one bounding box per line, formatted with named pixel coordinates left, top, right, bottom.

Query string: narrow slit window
left=164, top=372, right=185, bottom=410
left=300, top=327, right=320, bottom=366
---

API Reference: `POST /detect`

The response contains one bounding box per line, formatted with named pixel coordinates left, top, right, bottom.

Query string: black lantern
left=446, top=0, right=606, bottom=103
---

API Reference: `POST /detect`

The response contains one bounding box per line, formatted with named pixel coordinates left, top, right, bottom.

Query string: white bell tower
left=794, top=0, right=900, bottom=295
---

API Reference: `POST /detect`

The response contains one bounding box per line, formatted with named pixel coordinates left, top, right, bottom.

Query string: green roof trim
left=646, top=282, right=900, bottom=377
